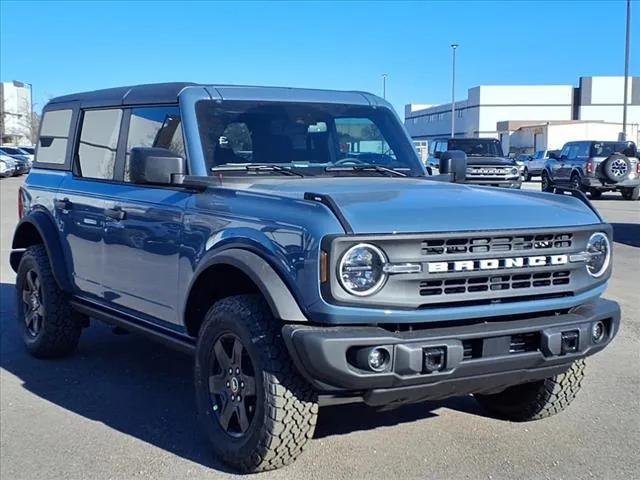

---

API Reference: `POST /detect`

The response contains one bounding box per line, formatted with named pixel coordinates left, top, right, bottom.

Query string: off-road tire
left=541, top=171, right=554, bottom=192
left=569, top=173, right=583, bottom=192
left=474, top=359, right=585, bottom=421
left=15, top=245, right=81, bottom=358
left=523, top=168, right=531, bottom=182
left=194, top=294, right=318, bottom=473
left=602, top=154, right=631, bottom=183
left=621, top=186, right=639, bottom=200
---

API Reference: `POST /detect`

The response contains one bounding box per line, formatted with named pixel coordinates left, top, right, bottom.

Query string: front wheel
left=621, top=186, right=639, bottom=201
left=474, top=360, right=585, bottom=421
left=541, top=171, right=554, bottom=192
left=194, top=295, right=318, bottom=473
left=523, top=168, right=531, bottom=182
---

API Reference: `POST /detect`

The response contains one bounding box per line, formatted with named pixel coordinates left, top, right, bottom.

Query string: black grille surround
left=325, top=226, right=611, bottom=310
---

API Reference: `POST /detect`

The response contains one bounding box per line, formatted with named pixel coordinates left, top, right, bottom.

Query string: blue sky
left=1, top=1, right=638, bottom=115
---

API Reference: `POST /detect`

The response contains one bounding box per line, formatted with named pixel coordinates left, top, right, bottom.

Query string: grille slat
left=421, top=232, right=573, bottom=256
left=420, top=271, right=571, bottom=297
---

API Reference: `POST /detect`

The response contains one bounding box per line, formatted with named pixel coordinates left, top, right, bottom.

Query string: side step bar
left=71, top=300, right=196, bottom=355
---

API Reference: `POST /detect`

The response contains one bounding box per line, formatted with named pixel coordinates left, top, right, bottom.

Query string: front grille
left=419, top=270, right=571, bottom=296
left=422, top=233, right=573, bottom=256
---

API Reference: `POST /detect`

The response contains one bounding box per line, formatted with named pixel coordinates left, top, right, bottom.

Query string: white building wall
left=1, top=81, right=32, bottom=145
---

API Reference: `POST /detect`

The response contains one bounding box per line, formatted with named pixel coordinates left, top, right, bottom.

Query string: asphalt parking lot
left=1, top=175, right=638, bottom=480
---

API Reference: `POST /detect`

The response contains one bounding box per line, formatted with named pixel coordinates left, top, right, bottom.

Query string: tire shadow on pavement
left=0, top=281, right=486, bottom=469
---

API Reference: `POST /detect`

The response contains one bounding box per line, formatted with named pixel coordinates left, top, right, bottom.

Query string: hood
left=237, top=177, right=601, bottom=234
left=466, top=156, right=516, bottom=166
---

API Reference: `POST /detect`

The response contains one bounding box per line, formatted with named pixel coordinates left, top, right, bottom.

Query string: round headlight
left=338, top=243, right=387, bottom=296
left=511, top=167, right=519, bottom=175
left=585, top=232, right=610, bottom=277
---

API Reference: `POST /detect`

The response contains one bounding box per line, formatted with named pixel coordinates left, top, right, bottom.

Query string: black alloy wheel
left=21, top=269, right=44, bottom=337
left=208, top=332, right=257, bottom=437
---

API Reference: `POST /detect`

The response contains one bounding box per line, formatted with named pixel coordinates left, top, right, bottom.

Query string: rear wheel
left=16, top=245, right=81, bottom=358
left=621, top=186, right=639, bottom=200
left=475, top=360, right=585, bottom=421
left=523, top=167, right=531, bottom=182
left=569, top=173, right=582, bottom=191
left=541, top=171, right=554, bottom=192
left=194, top=295, right=318, bottom=473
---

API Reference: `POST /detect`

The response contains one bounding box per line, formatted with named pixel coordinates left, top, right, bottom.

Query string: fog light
left=592, top=321, right=606, bottom=344
left=561, top=331, right=579, bottom=355
left=368, top=347, right=390, bottom=372
left=423, top=347, right=446, bottom=373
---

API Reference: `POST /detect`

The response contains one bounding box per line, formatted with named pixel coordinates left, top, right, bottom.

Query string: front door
left=100, top=106, right=189, bottom=325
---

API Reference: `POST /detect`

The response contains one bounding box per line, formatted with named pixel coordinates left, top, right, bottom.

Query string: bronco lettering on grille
left=427, top=254, right=568, bottom=273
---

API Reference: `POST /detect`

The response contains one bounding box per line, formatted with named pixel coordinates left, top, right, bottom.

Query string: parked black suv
left=542, top=141, right=640, bottom=200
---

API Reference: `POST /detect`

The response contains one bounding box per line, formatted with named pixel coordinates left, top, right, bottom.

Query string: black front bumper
left=283, top=299, right=620, bottom=406
left=463, top=177, right=522, bottom=188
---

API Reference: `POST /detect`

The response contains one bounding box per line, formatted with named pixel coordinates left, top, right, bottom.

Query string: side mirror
left=440, top=150, right=467, bottom=183
left=129, top=147, right=186, bottom=185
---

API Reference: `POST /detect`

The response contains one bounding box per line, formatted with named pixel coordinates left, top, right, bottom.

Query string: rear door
left=100, top=106, right=190, bottom=325
left=57, top=108, right=123, bottom=299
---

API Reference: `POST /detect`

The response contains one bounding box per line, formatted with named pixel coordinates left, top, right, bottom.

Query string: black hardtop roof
left=46, top=82, right=383, bottom=109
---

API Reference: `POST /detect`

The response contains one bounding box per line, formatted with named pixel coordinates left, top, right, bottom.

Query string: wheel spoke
left=24, top=310, right=35, bottom=327
left=208, top=374, right=227, bottom=394
left=32, top=315, right=42, bottom=334
left=236, top=403, right=250, bottom=433
left=218, top=398, right=234, bottom=431
left=213, top=340, right=231, bottom=370
left=231, top=338, right=243, bottom=365
left=22, top=290, right=30, bottom=304
left=242, top=374, right=256, bottom=396
left=26, top=271, right=36, bottom=291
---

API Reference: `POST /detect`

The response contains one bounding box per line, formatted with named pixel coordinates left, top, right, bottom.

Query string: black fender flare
left=187, top=248, right=308, bottom=323
left=10, top=212, right=73, bottom=292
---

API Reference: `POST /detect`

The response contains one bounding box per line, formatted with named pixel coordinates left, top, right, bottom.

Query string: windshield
left=590, top=142, right=637, bottom=158
left=195, top=101, right=424, bottom=176
left=0, top=147, right=23, bottom=155
left=447, top=139, right=504, bottom=157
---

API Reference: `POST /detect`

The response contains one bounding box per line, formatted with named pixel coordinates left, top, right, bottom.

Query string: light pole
left=381, top=74, right=388, bottom=100
left=622, top=0, right=631, bottom=141
left=450, top=44, right=459, bottom=137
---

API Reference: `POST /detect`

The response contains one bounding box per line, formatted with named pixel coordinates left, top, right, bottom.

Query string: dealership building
left=0, top=80, right=33, bottom=146
left=404, top=76, right=640, bottom=157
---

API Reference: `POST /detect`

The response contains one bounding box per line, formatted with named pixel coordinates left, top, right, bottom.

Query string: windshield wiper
left=211, top=164, right=304, bottom=178
left=325, top=165, right=408, bottom=177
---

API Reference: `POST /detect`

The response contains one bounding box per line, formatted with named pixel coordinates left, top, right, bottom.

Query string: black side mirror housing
left=440, top=150, right=467, bottom=183
left=129, top=147, right=186, bottom=185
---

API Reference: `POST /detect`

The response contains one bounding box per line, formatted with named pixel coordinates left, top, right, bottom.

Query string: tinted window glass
left=335, top=118, right=396, bottom=159
left=448, top=139, right=503, bottom=157
left=574, top=142, right=590, bottom=157
left=590, top=141, right=637, bottom=158
left=36, top=109, right=73, bottom=165
left=76, top=109, right=122, bottom=180
left=125, top=107, right=184, bottom=181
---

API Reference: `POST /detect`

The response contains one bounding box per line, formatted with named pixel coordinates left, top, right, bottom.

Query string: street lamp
left=622, top=0, right=631, bottom=141
left=381, top=74, right=388, bottom=100
left=450, top=44, right=459, bottom=138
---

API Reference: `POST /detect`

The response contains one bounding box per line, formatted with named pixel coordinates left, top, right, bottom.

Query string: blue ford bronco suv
left=11, top=83, right=620, bottom=472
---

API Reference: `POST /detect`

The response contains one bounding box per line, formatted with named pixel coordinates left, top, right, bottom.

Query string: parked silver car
left=520, top=150, right=560, bottom=181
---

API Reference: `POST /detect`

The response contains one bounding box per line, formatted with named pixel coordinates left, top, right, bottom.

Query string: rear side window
left=125, top=107, right=184, bottom=182
left=36, top=109, right=73, bottom=165
left=76, top=109, right=123, bottom=180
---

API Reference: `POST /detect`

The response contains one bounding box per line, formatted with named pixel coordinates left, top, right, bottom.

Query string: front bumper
left=464, top=176, right=522, bottom=188
left=283, top=299, right=620, bottom=406
left=582, top=176, right=640, bottom=189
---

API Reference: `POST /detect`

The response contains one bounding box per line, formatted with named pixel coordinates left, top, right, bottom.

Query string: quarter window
left=125, top=107, right=184, bottom=182
left=36, top=109, right=73, bottom=165
left=76, top=109, right=122, bottom=180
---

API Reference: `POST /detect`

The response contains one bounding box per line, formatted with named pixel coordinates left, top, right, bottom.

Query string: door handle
left=54, top=198, right=72, bottom=210
left=104, top=207, right=126, bottom=221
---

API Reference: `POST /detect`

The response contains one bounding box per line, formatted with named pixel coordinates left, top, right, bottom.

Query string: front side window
left=36, top=109, right=73, bottom=165
left=125, top=107, right=184, bottom=182
left=76, top=109, right=122, bottom=179
left=195, top=101, right=423, bottom=176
